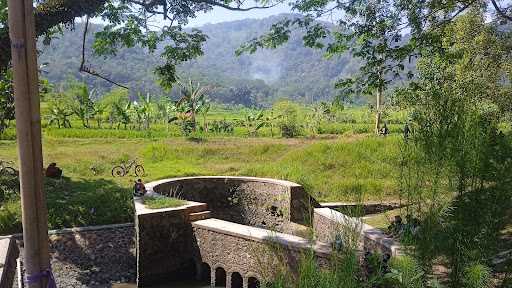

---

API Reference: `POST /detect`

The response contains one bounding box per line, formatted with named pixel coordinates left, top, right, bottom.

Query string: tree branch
left=490, top=0, right=512, bottom=22
left=190, top=0, right=280, bottom=11
left=79, top=16, right=129, bottom=89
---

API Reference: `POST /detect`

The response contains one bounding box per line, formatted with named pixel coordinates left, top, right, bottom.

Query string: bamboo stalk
left=8, top=1, right=49, bottom=287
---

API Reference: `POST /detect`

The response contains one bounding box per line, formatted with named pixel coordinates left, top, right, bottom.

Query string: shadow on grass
left=45, top=176, right=134, bottom=230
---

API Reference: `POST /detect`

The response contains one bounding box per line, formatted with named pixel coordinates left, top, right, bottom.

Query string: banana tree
left=69, top=83, right=96, bottom=128
left=132, top=94, right=153, bottom=130
left=176, top=79, right=211, bottom=131
left=93, top=102, right=106, bottom=128
left=113, top=101, right=131, bottom=130
left=242, top=110, right=265, bottom=136
left=47, top=103, right=72, bottom=128
left=264, top=110, right=281, bottom=137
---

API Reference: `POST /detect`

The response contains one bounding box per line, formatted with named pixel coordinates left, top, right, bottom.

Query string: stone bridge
left=192, top=218, right=330, bottom=288
left=134, top=176, right=400, bottom=287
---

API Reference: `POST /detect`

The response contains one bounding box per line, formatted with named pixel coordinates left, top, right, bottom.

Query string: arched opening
left=248, top=277, right=260, bottom=288
left=200, top=263, right=211, bottom=285
left=231, top=272, right=243, bottom=288
left=215, top=267, right=227, bottom=287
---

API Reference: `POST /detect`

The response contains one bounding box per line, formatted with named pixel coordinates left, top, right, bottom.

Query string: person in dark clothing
left=380, top=123, right=390, bottom=136
left=45, top=163, right=62, bottom=178
left=133, top=179, right=146, bottom=197
left=404, top=122, right=411, bottom=142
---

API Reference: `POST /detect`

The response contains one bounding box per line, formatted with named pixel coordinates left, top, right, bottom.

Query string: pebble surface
left=12, top=225, right=136, bottom=288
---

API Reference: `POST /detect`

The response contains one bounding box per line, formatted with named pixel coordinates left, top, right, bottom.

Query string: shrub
left=386, top=256, right=424, bottom=288
left=0, top=200, right=22, bottom=234
left=273, top=101, right=303, bottom=138
left=462, top=264, right=491, bottom=288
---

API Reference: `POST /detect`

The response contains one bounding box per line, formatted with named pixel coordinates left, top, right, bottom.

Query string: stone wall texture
left=149, top=177, right=319, bottom=235
left=313, top=208, right=402, bottom=257
left=13, top=224, right=136, bottom=288
left=136, top=208, right=196, bottom=287
left=193, top=225, right=330, bottom=287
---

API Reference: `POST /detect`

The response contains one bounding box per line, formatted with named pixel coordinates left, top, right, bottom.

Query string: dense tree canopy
left=0, top=0, right=277, bottom=84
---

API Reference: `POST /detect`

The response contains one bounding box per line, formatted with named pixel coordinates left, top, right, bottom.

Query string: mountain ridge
left=38, top=14, right=359, bottom=106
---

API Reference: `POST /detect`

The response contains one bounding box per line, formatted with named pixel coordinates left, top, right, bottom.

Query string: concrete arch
left=198, top=262, right=211, bottom=285
left=248, top=276, right=260, bottom=288
left=230, top=272, right=243, bottom=288
left=215, top=266, right=227, bottom=287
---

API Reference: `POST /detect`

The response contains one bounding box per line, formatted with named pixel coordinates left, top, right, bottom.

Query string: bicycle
left=111, top=160, right=145, bottom=177
left=0, top=160, right=17, bottom=178
left=0, top=160, right=19, bottom=200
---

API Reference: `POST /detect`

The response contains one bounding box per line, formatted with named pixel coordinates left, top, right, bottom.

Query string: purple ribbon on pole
left=25, top=265, right=57, bottom=288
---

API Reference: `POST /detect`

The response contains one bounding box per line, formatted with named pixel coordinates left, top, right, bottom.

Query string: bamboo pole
left=8, top=1, right=49, bottom=287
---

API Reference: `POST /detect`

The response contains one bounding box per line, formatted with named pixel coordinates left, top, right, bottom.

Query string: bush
left=273, top=101, right=303, bottom=138
left=385, top=256, right=424, bottom=288
left=462, top=264, right=491, bottom=288
left=0, top=200, right=22, bottom=234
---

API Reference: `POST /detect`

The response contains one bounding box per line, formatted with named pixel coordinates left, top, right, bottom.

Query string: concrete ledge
left=0, top=237, right=18, bottom=288
left=145, top=176, right=303, bottom=192
left=193, top=218, right=331, bottom=257
left=313, top=208, right=402, bottom=256
left=1, top=223, right=134, bottom=240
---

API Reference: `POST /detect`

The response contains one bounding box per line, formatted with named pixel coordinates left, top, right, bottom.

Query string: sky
left=188, top=3, right=291, bottom=27
left=187, top=2, right=293, bottom=27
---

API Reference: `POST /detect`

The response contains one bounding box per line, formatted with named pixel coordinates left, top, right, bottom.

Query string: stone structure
left=193, top=219, right=330, bottom=288
left=313, top=208, right=402, bottom=256
left=0, top=237, right=18, bottom=288
left=136, top=176, right=402, bottom=288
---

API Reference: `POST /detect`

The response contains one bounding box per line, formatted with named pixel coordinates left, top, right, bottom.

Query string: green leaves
left=157, top=28, right=207, bottom=90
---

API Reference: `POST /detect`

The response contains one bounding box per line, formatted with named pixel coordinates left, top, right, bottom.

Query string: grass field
left=0, top=104, right=408, bottom=234
left=0, top=133, right=401, bottom=234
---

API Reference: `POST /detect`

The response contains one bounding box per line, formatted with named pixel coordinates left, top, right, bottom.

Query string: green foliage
left=386, top=256, right=424, bottom=288
left=37, top=18, right=362, bottom=105
left=273, top=101, right=303, bottom=138
left=0, top=69, right=13, bottom=134
left=396, top=11, right=512, bottom=287
left=462, top=264, right=492, bottom=288
left=67, top=81, right=96, bottom=128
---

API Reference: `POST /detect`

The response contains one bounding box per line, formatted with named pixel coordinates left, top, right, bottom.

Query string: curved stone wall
left=146, top=176, right=320, bottom=234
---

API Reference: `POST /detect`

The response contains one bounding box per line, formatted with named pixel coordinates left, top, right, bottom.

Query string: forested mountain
left=38, top=14, right=361, bottom=106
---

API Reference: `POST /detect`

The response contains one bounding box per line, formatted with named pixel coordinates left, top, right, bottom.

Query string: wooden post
left=8, top=1, right=50, bottom=288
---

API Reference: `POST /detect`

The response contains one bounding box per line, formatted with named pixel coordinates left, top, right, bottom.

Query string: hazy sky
left=188, top=3, right=293, bottom=27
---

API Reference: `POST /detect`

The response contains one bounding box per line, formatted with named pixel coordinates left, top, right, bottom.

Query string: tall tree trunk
left=375, top=88, right=383, bottom=135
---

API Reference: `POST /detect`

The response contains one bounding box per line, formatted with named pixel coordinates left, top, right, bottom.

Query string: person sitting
left=380, top=123, right=390, bottom=136
left=133, top=179, right=146, bottom=197
left=45, top=163, right=62, bottom=178
left=403, top=122, right=411, bottom=141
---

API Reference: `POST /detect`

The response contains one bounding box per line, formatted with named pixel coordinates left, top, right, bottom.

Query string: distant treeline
left=38, top=14, right=364, bottom=107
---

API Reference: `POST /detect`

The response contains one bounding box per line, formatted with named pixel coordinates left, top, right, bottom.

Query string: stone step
left=185, top=202, right=208, bottom=214
left=188, top=211, right=212, bottom=222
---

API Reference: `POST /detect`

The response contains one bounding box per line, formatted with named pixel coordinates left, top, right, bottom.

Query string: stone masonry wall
left=193, top=226, right=330, bottom=287
left=136, top=208, right=195, bottom=287
left=313, top=208, right=401, bottom=257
